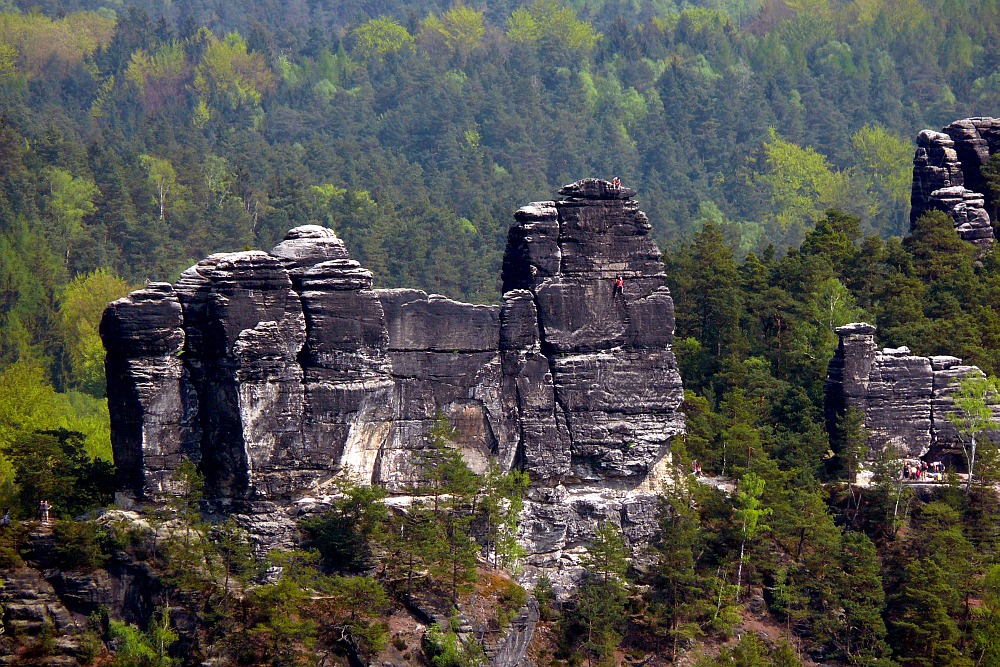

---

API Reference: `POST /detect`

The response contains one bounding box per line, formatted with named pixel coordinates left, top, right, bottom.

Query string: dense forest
left=4, top=0, right=1000, bottom=665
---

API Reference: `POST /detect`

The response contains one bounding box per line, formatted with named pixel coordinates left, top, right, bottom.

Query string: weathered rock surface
left=103, top=179, right=684, bottom=586
left=825, top=323, right=993, bottom=462
left=911, top=118, right=1000, bottom=248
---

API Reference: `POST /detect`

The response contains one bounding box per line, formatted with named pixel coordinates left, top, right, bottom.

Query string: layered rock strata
left=824, top=323, right=992, bottom=461
left=911, top=117, right=1000, bottom=248
left=102, top=180, right=684, bottom=583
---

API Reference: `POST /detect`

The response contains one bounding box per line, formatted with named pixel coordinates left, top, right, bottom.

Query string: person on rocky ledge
left=611, top=176, right=621, bottom=189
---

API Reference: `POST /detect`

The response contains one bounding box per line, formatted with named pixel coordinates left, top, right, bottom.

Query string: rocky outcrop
left=911, top=118, right=1000, bottom=248
left=824, top=323, right=990, bottom=462
left=502, top=179, right=683, bottom=588
left=102, top=179, right=684, bottom=586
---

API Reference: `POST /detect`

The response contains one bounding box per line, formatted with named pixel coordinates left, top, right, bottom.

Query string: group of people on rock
left=903, top=460, right=945, bottom=481
left=0, top=501, right=52, bottom=529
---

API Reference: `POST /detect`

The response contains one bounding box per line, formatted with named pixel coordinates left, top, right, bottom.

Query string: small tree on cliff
left=401, top=413, right=481, bottom=603
left=946, top=374, right=1000, bottom=496
left=574, top=522, right=630, bottom=667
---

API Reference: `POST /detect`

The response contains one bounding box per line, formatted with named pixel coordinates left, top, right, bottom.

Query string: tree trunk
left=736, top=538, right=745, bottom=602
left=965, top=435, right=977, bottom=496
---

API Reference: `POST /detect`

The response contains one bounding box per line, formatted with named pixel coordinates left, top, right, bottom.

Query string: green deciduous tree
left=478, top=459, right=529, bottom=569
left=734, top=472, right=771, bottom=600
left=194, top=29, right=276, bottom=116
left=59, top=269, right=131, bottom=396
left=755, top=129, right=867, bottom=247
left=109, top=607, right=178, bottom=667
left=851, top=124, right=912, bottom=235
left=506, top=0, right=600, bottom=56
left=946, top=373, right=1000, bottom=495
left=419, top=6, right=486, bottom=63
left=45, top=167, right=97, bottom=266
left=139, top=154, right=177, bottom=222
left=350, top=18, right=414, bottom=63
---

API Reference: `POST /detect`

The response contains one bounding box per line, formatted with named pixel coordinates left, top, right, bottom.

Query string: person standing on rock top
left=611, top=176, right=621, bottom=189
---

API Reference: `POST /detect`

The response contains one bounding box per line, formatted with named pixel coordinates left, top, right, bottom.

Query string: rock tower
left=824, top=323, right=990, bottom=463
left=911, top=117, right=1000, bottom=248
left=101, top=178, right=685, bottom=584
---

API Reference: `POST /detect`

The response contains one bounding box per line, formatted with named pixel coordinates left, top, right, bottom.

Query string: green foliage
left=52, top=519, right=109, bottom=571
left=391, top=413, right=481, bottom=602
left=139, top=154, right=178, bottom=221
left=946, top=374, right=1000, bottom=494
left=313, top=574, right=392, bottom=658
left=45, top=167, right=97, bottom=264
left=478, top=459, right=529, bottom=569
left=424, top=621, right=486, bottom=667
left=5, top=428, right=114, bottom=519
left=734, top=472, right=771, bottom=598
left=566, top=522, right=631, bottom=666
left=59, top=269, right=132, bottom=396
left=420, top=6, right=486, bottom=62
left=507, top=0, right=600, bottom=56
left=694, top=633, right=802, bottom=667
left=109, top=607, right=178, bottom=667
left=301, top=479, right=388, bottom=571
left=755, top=128, right=862, bottom=247
left=351, top=17, right=414, bottom=62
left=194, top=30, right=276, bottom=113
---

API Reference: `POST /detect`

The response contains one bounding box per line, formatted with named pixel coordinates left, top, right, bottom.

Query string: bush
left=423, top=622, right=485, bottom=667
left=53, top=520, right=109, bottom=571
left=0, top=522, right=29, bottom=568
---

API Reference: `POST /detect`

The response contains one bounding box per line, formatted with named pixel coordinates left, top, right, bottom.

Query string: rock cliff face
left=824, top=323, right=989, bottom=462
left=102, top=179, right=684, bottom=585
left=911, top=117, right=1000, bottom=248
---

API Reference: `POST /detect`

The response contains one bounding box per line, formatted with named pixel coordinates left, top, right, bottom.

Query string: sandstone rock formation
left=824, top=322, right=991, bottom=463
left=102, top=179, right=684, bottom=587
left=911, top=117, right=1000, bottom=248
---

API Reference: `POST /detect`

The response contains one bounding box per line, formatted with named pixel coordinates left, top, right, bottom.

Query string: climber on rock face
left=615, top=275, right=624, bottom=296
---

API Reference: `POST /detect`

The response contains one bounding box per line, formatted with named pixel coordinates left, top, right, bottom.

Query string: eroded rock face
left=502, top=178, right=684, bottom=588
left=103, top=179, right=684, bottom=586
left=911, top=118, right=1000, bottom=248
left=824, top=323, right=990, bottom=462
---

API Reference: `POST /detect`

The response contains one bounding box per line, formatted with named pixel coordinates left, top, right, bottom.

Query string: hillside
left=3, top=1, right=1000, bottom=666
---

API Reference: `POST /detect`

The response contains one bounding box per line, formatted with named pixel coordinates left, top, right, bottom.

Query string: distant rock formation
left=824, top=323, right=989, bottom=463
left=911, top=117, right=1000, bottom=248
left=101, top=178, right=684, bottom=587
